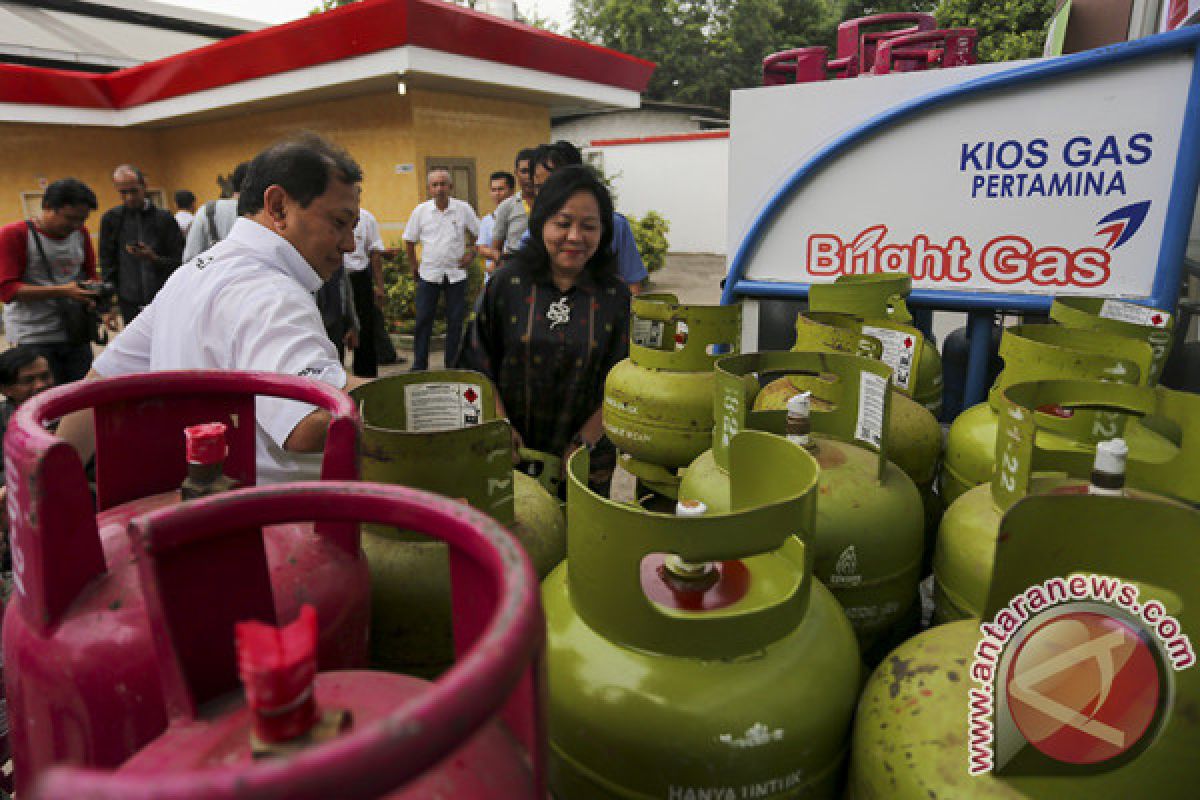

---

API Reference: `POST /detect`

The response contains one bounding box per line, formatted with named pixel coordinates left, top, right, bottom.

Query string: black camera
left=80, top=280, right=116, bottom=314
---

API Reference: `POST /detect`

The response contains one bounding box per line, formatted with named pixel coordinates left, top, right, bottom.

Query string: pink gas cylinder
left=871, top=27, right=979, bottom=75
left=762, top=46, right=829, bottom=85
left=827, top=12, right=937, bottom=77
left=3, top=371, right=368, bottom=795
left=31, top=481, right=545, bottom=800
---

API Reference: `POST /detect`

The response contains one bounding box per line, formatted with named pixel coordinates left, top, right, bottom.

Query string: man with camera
left=0, top=178, right=116, bottom=384
left=99, top=164, right=185, bottom=324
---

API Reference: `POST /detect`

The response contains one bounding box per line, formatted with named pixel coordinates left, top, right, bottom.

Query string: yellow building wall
left=409, top=88, right=549, bottom=229
left=0, top=123, right=167, bottom=226
left=155, top=91, right=417, bottom=237
left=1, top=87, right=550, bottom=247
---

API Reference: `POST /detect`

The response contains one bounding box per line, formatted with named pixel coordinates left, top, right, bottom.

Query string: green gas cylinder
left=545, top=431, right=861, bottom=799
left=603, top=294, right=741, bottom=499
left=1050, top=296, right=1175, bottom=385
left=680, top=351, right=925, bottom=656
left=940, top=323, right=1177, bottom=507
left=352, top=371, right=565, bottom=676
left=934, top=378, right=1199, bottom=623
left=758, top=312, right=944, bottom=543
left=850, top=492, right=1200, bottom=799
left=809, top=273, right=943, bottom=416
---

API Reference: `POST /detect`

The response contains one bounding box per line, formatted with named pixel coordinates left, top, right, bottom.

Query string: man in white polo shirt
left=403, top=168, right=479, bottom=371
left=58, top=134, right=366, bottom=484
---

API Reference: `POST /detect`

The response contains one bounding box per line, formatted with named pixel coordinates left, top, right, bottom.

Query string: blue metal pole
left=962, top=312, right=995, bottom=410
left=911, top=308, right=934, bottom=342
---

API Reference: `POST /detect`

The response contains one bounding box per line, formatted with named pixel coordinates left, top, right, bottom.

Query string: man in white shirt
left=344, top=204, right=387, bottom=377
left=58, top=134, right=367, bottom=484
left=403, top=168, right=479, bottom=370
left=173, top=190, right=196, bottom=236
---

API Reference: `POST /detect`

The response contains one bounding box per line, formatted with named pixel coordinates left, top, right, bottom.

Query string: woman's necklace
left=547, top=295, right=571, bottom=329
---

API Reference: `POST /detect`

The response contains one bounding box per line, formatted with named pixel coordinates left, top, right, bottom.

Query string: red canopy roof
left=0, top=0, right=655, bottom=110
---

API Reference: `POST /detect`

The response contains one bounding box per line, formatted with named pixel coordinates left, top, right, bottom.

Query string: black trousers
left=348, top=270, right=377, bottom=378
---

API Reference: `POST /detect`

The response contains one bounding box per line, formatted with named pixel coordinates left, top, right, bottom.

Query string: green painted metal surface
left=679, top=351, right=924, bottom=656
left=935, top=379, right=1200, bottom=623
left=940, top=323, right=1175, bottom=506
left=851, top=493, right=1200, bottom=798
left=603, top=293, right=741, bottom=471
left=808, top=274, right=943, bottom=415
left=1050, top=297, right=1175, bottom=385
left=352, top=370, right=565, bottom=676
left=757, top=315, right=944, bottom=548
left=546, top=431, right=861, bottom=798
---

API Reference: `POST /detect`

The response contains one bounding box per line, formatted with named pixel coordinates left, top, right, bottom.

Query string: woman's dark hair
left=174, top=189, right=195, bottom=209
left=532, top=140, right=583, bottom=173
left=42, top=178, right=97, bottom=211
left=238, top=133, right=362, bottom=216
left=512, top=165, right=615, bottom=282
left=0, top=346, right=44, bottom=387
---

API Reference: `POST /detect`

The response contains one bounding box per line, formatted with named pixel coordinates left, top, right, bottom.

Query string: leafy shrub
left=381, top=245, right=484, bottom=336
left=628, top=211, right=670, bottom=273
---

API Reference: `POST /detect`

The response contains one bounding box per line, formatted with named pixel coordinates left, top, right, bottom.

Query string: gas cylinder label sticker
left=855, top=372, right=887, bottom=449
left=861, top=325, right=914, bottom=389
left=404, top=383, right=483, bottom=431
left=1099, top=299, right=1171, bottom=328
left=632, top=317, right=665, bottom=348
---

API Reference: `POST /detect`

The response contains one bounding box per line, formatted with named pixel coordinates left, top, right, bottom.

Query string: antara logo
left=805, top=201, right=1151, bottom=289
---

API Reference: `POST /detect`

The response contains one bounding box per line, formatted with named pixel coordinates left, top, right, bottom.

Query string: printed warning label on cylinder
left=1099, top=299, right=1171, bottom=328
left=404, top=382, right=484, bottom=431
left=632, top=317, right=665, bottom=348
left=855, top=371, right=887, bottom=449
left=862, top=325, right=915, bottom=389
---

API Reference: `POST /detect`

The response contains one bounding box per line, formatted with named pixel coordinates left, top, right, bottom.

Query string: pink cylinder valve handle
left=33, top=482, right=546, bottom=800
left=762, top=46, right=829, bottom=85
left=871, top=28, right=979, bottom=75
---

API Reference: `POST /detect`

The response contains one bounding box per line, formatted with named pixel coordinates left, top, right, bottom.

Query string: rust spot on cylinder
left=887, top=655, right=938, bottom=699
left=813, top=440, right=846, bottom=469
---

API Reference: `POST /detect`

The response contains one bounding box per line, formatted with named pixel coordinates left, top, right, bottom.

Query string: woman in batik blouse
left=458, top=165, right=630, bottom=493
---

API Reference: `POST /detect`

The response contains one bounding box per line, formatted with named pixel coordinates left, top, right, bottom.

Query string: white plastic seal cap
left=1094, top=438, right=1129, bottom=475
left=675, top=499, right=708, bottom=517
left=787, top=391, right=812, bottom=418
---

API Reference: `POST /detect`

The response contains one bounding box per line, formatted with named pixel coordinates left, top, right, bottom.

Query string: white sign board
left=728, top=50, right=1192, bottom=300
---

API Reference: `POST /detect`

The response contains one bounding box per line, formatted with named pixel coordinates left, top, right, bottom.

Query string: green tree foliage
left=936, top=0, right=1056, bottom=62
left=572, top=0, right=717, bottom=105
left=311, top=0, right=356, bottom=13
left=628, top=211, right=671, bottom=273
left=574, top=0, right=1051, bottom=105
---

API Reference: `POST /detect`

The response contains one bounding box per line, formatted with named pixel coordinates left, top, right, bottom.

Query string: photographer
left=0, top=178, right=115, bottom=384
left=99, top=164, right=185, bottom=324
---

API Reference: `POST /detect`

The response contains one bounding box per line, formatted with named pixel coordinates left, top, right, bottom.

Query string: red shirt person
left=0, top=178, right=109, bottom=384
